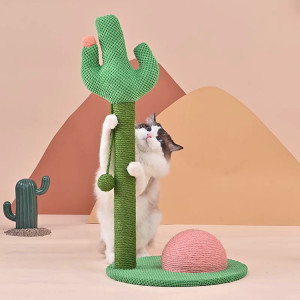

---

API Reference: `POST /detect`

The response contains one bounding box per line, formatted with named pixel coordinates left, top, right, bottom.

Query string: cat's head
left=135, top=113, right=183, bottom=160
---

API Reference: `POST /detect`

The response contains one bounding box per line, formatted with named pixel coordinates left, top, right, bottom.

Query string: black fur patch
left=136, top=114, right=183, bottom=160
left=156, top=127, right=183, bottom=160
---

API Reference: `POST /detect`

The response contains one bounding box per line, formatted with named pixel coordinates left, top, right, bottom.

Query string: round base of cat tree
left=106, top=256, right=248, bottom=287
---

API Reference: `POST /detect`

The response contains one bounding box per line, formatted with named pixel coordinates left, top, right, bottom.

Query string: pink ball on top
left=161, top=229, right=228, bottom=273
left=81, top=36, right=96, bottom=48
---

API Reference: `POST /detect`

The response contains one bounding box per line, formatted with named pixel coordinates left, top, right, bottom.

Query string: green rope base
left=106, top=256, right=248, bottom=287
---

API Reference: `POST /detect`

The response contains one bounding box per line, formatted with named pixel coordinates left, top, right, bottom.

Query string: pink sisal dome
left=161, top=229, right=228, bottom=273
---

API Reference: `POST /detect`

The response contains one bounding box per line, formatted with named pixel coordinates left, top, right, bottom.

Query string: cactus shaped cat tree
left=81, top=14, right=247, bottom=286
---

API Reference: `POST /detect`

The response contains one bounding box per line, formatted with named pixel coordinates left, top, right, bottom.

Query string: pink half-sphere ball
left=161, top=229, right=228, bottom=273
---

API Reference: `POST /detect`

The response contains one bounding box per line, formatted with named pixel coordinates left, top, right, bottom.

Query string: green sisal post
left=81, top=15, right=159, bottom=269
left=3, top=176, right=50, bottom=229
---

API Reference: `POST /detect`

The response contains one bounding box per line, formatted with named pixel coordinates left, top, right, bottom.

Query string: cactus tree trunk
left=113, top=103, right=136, bottom=269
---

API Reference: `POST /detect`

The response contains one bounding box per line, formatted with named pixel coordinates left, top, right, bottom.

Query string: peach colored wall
left=1, top=1, right=300, bottom=222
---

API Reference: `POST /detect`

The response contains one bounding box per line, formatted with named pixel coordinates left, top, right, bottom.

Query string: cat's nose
left=146, top=133, right=152, bottom=139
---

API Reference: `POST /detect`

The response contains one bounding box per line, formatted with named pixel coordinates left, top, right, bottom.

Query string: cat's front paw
left=137, top=248, right=150, bottom=257
left=106, top=252, right=115, bottom=265
left=104, top=114, right=118, bottom=130
left=127, top=162, right=143, bottom=177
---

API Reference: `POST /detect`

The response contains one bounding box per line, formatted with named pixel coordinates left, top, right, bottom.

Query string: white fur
left=95, top=114, right=170, bottom=264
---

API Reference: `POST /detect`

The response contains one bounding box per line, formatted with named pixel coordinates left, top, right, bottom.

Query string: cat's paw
left=106, top=252, right=115, bottom=265
left=104, top=114, right=118, bottom=130
left=127, top=162, right=143, bottom=177
left=137, top=248, right=150, bottom=257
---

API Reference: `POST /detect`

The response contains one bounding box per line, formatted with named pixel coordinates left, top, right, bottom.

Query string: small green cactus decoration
left=81, top=15, right=159, bottom=269
left=3, top=176, right=50, bottom=229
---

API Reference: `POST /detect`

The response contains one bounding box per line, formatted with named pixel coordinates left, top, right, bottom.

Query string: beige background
left=1, top=1, right=300, bottom=224
left=159, top=88, right=300, bottom=225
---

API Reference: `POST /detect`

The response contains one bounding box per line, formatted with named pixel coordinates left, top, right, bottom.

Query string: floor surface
left=1, top=216, right=300, bottom=300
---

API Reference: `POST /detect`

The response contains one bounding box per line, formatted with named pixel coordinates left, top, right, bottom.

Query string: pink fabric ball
left=161, top=229, right=228, bottom=273
left=81, top=36, right=96, bottom=48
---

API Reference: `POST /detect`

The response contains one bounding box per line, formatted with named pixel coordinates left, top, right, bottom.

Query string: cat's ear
left=147, top=113, right=156, bottom=124
left=169, top=142, right=183, bottom=152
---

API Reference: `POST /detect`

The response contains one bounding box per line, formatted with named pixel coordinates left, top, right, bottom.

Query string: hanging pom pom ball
left=97, top=174, right=115, bottom=192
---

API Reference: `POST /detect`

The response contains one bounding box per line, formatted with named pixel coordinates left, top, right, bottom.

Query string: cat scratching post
left=81, top=15, right=159, bottom=269
left=81, top=14, right=247, bottom=286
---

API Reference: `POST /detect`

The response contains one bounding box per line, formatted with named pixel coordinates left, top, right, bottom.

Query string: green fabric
left=81, top=15, right=159, bottom=104
left=113, top=103, right=136, bottom=269
left=106, top=256, right=248, bottom=287
left=81, top=14, right=159, bottom=269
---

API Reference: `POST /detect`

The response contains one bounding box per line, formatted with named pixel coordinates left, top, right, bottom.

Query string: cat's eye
left=146, top=126, right=151, bottom=132
left=156, top=136, right=163, bottom=143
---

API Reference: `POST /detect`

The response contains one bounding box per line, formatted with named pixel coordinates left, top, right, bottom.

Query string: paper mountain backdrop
left=12, top=63, right=300, bottom=225
left=158, top=88, right=300, bottom=225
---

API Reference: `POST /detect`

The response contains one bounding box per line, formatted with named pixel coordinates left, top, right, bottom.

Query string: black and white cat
left=95, top=113, right=183, bottom=264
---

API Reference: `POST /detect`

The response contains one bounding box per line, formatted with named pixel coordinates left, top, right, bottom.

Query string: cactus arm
left=133, top=43, right=159, bottom=93
left=3, top=201, right=16, bottom=222
left=36, top=176, right=50, bottom=195
left=81, top=44, right=101, bottom=95
left=95, top=15, right=129, bottom=65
